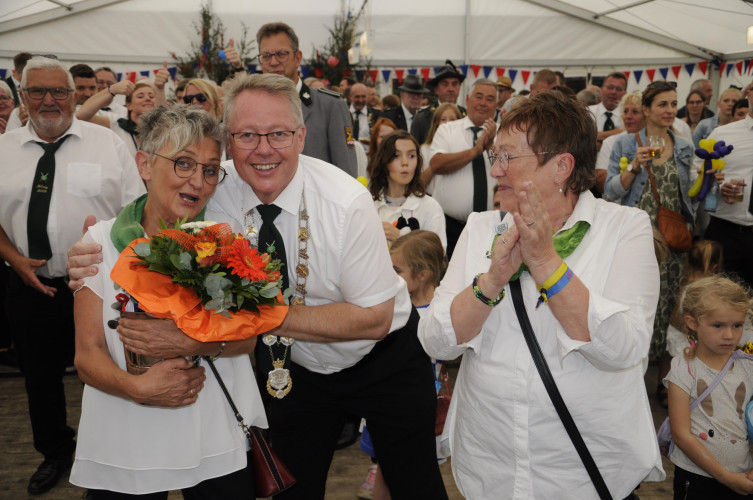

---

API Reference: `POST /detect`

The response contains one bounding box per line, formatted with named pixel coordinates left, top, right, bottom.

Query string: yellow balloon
left=356, top=176, right=369, bottom=188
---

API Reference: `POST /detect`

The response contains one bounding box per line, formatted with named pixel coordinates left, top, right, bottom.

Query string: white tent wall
left=1, top=0, right=752, bottom=104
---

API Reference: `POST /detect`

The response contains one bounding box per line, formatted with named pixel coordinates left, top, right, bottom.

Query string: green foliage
left=304, top=5, right=372, bottom=85
left=132, top=231, right=284, bottom=316
left=171, top=3, right=256, bottom=84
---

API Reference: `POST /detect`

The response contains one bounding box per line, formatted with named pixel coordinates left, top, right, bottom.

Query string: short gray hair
left=0, top=80, right=11, bottom=97
left=137, top=105, right=225, bottom=158
left=690, top=79, right=711, bottom=92
left=21, top=57, right=74, bottom=88
left=223, top=73, right=303, bottom=128
left=471, top=78, right=497, bottom=93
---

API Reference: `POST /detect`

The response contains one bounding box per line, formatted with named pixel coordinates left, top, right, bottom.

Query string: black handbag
left=204, top=357, right=296, bottom=497
left=509, top=280, right=613, bottom=500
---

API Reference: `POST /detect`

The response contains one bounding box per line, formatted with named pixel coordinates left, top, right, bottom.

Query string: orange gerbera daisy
left=227, top=238, right=269, bottom=281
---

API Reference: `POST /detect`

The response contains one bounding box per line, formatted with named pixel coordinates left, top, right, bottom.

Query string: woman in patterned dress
left=604, top=81, right=696, bottom=406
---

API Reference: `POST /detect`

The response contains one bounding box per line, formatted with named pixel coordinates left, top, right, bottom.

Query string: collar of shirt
left=15, top=116, right=82, bottom=146
left=241, top=158, right=304, bottom=219
left=401, top=103, right=414, bottom=121
left=374, top=193, right=421, bottom=212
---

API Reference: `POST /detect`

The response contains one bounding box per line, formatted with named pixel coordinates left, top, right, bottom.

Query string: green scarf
left=506, top=220, right=590, bottom=282
left=110, top=193, right=206, bottom=252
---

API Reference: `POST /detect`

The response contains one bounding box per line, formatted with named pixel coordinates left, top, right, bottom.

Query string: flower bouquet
left=110, top=220, right=289, bottom=344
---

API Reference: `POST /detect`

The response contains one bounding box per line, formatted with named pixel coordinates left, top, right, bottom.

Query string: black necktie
left=27, top=135, right=70, bottom=260
left=603, top=111, right=615, bottom=131
left=256, top=204, right=289, bottom=293
left=470, top=126, right=488, bottom=213
left=353, top=111, right=360, bottom=140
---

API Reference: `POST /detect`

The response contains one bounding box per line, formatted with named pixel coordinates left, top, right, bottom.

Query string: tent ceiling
left=1, top=0, right=753, bottom=67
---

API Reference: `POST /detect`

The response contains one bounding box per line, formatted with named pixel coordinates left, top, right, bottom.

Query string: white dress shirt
left=691, top=115, right=753, bottom=226
left=0, top=118, right=144, bottom=278
left=349, top=104, right=370, bottom=141
left=374, top=193, right=447, bottom=250
left=419, top=192, right=664, bottom=499
left=429, top=116, right=495, bottom=221
left=595, top=130, right=627, bottom=172
left=402, top=103, right=415, bottom=131
left=589, top=102, right=624, bottom=131
left=70, top=219, right=264, bottom=493
left=5, top=106, right=22, bottom=132
left=207, top=154, right=412, bottom=374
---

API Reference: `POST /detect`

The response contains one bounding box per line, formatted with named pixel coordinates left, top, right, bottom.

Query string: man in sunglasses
left=252, top=22, right=357, bottom=178
left=0, top=56, right=144, bottom=496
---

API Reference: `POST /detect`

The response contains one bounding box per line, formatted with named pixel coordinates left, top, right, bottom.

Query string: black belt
left=709, top=216, right=753, bottom=234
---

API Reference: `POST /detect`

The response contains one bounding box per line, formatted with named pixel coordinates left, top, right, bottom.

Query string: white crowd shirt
left=429, top=116, right=496, bottom=221
left=349, top=104, right=370, bottom=141
left=70, top=219, right=265, bottom=494
left=374, top=193, right=447, bottom=250
left=418, top=191, right=664, bottom=499
left=691, top=115, right=753, bottom=226
left=108, top=115, right=138, bottom=158
left=208, top=155, right=413, bottom=374
left=589, top=102, right=624, bottom=131
left=0, top=117, right=144, bottom=278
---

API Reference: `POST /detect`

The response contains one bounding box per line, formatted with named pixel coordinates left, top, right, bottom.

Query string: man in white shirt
left=0, top=56, right=143, bottom=496
left=348, top=82, right=376, bottom=144
left=697, top=101, right=753, bottom=288
left=379, top=74, right=430, bottom=133
left=589, top=72, right=627, bottom=147
left=428, top=78, right=498, bottom=256
left=67, top=73, right=447, bottom=500
left=94, top=66, right=127, bottom=120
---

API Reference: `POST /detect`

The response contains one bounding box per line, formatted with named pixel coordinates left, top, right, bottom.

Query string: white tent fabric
left=2, top=0, right=753, bottom=100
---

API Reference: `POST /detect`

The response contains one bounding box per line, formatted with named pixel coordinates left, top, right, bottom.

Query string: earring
left=558, top=184, right=563, bottom=193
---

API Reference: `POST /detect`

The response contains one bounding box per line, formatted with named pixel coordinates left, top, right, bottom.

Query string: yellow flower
left=195, top=241, right=217, bottom=266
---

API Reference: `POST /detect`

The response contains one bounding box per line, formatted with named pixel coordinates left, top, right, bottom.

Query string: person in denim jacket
left=605, top=80, right=697, bottom=408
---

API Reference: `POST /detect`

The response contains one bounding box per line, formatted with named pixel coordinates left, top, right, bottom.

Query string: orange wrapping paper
left=110, top=238, right=288, bottom=342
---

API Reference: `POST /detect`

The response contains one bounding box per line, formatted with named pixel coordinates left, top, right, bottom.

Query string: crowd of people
left=2, top=18, right=753, bottom=500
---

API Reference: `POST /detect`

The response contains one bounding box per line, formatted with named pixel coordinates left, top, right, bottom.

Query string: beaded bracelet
left=209, top=341, right=226, bottom=361
left=472, top=273, right=505, bottom=307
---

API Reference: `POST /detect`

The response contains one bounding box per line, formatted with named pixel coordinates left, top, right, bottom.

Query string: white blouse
left=374, top=192, right=447, bottom=250
left=419, top=191, right=665, bottom=499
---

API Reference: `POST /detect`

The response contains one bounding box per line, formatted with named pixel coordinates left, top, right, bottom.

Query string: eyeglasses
left=230, top=130, right=297, bottom=150
left=22, top=87, right=73, bottom=100
left=258, top=50, right=291, bottom=64
left=31, top=54, right=58, bottom=60
left=487, top=150, right=555, bottom=170
left=647, top=81, right=677, bottom=91
left=183, top=93, right=208, bottom=105
left=150, top=153, right=226, bottom=185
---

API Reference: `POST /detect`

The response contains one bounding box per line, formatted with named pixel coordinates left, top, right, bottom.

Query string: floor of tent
left=0, top=360, right=674, bottom=499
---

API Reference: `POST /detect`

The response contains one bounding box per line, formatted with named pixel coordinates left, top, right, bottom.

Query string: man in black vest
left=411, top=59, right=467, bottom=144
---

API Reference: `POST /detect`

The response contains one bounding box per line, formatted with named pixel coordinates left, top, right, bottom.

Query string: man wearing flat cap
left=379, top=74, right=430, bottom=133
left=411, top=60, right=468, bottom=144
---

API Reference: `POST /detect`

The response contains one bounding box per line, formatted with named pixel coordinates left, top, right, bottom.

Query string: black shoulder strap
left=509, top=280, right=613, bottom=500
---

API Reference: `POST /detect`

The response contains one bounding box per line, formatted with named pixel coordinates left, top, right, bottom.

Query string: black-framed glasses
left=183, top=93, right=208, bottom=105
left=257, top=50, right=291, bottom=64
left=230, top=130, right=297, bottom=150
left=150, top=153, right=227, bottom=185
left=22, top=87, right=73, bottom=101
left=646, top=81, right=677, bottom=91
left=487, top=150, right=556, bottom=171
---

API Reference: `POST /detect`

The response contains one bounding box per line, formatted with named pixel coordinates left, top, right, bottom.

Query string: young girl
left=665, top=275, right=753, bottom=499
left=368, top=130, right=447, bottom=250
left=357, top=231, right=448, bottom=500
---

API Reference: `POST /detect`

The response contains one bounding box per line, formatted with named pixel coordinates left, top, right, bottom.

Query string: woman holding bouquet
left=70, top=106, right=268, bottom=498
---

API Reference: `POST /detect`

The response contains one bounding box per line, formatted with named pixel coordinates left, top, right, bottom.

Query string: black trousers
left=267, top=308, right=447, bottom=500
left=673, top=465, right=750, bottom=499
left=705, top=216, right=753, bottom=289
left=6, top=269, right=76, bottom=460
left=444, top=214, right=466, bottom=260
left=85, top=452, right=255, bottom=499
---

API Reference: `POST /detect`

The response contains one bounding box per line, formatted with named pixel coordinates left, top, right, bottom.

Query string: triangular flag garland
left=6, top=59, right=751, bottom=94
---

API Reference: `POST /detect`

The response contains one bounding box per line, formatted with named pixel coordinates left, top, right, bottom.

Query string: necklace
left=243, top=189, right=310, bottom=399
